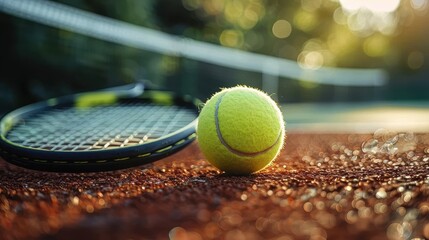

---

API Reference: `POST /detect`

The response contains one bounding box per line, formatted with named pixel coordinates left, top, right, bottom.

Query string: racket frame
left=0, top=84, right=200, bottom=172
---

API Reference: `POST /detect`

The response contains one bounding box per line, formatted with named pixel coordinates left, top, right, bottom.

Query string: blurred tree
left=1, top=0, right=428, bottom=116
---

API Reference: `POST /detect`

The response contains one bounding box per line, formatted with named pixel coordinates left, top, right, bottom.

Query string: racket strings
left=6, top=101, right=197, bottom=151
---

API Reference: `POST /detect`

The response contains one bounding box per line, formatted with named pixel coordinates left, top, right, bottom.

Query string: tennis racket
left=0, top=83, right=200, bottom=172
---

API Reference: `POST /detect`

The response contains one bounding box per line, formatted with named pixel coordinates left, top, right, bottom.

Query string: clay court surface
left=1, top=133, right=429, bottom=240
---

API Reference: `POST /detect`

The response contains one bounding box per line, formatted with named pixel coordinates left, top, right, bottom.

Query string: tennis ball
left=197, top=86, right=285, bottom=175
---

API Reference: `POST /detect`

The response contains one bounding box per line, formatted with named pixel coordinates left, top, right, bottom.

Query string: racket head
left=0, top=84, right=200, bottom=172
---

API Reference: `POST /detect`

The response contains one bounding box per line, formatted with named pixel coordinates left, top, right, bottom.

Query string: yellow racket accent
left=145, top=91, right=173, bottom=105
left=1, top=116, right=14, bottom=133
left=76, top=92, right=117, bottom=108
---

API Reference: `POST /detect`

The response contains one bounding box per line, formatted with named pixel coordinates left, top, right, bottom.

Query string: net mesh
left=6, top=100, right=197, bottom=151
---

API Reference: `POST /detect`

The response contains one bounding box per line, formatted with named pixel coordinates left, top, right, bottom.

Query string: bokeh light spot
left=339, top=0, right=361, bottom=12
left=363, top=35, right=389, bottom=57
left=347, top=11, right=372, bottom=36
left=327, top=27, right=357, bottom=57
left=298, top=51, right=324, bottom=70
left=301, top=0, right=322, bottom=12
left=340, top=0, right=400, bottom=13
left=407, top=51, right=424, bottom=70
left=238, top=8, right=259, bottom=29
left=333, top=8, right=348, bottom=25
left=366, top=0, right=401, bottom=13
left=303, top=38, right=323, bottom=51
left=220, top=29, right=243, bottom=48
left=225, top=1, right=244, bottom=24
left=386, top=223, right=403, bottom=240
left=202, top=0, right=224, bottom=15
left=423, top=223, right=429, bottom=239
left=339, top=0, right=400, bottom=36
left=294, top=10, right=318, bottom=32
left=272, top=20, right=292, bottom=39
left=411, top=0, right=428, bottom=10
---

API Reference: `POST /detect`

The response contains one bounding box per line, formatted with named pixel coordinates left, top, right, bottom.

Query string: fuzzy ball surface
left=197, top=86, right=285, bottom=175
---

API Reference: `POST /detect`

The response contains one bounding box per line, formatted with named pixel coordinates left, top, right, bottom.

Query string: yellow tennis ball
left=197, top=86, right=285, bottom=175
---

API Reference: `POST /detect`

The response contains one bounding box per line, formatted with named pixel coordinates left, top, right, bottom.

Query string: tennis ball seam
left=214, top=91, right=282, bottom=157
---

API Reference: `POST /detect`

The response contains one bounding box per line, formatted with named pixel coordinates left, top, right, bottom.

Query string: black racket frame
left=0, top=83, right=199, bottom=172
